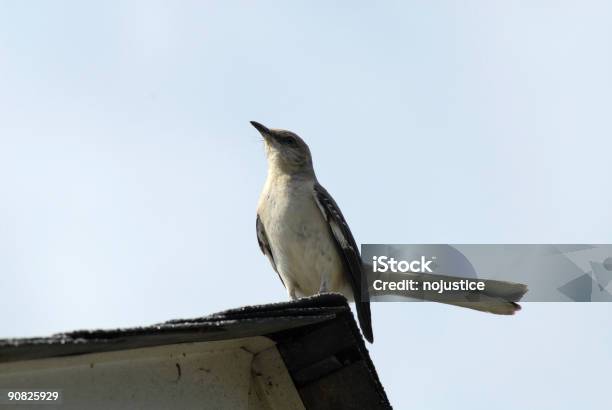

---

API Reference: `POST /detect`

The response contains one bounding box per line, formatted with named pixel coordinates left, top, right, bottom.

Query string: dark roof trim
left=0, top=294, right=391, bottom=409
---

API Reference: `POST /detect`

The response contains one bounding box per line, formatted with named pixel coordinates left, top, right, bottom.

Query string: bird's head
left=251, top=121, right=314, bottom=176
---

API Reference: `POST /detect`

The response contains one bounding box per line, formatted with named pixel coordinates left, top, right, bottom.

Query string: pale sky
left=1, top=1, right=612, bottom=408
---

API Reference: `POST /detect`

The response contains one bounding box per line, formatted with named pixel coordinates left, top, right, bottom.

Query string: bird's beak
left=250, top=121, right=271, bottom=137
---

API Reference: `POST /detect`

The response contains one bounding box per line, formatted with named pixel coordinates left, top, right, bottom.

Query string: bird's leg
left=287, top=286, right=298, bottom=300
left=318, top=275, right=330, bottom=294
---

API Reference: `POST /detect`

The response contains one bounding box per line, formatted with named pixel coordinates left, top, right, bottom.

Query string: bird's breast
left=258, top=178, right=346, bottom=296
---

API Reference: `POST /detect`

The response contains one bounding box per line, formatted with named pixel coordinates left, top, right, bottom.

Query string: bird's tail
left=410, top=272, right=527, bottom=314
left=365, top=262, right=527, bottom=315
left=356, top=301, right=373, bottom=343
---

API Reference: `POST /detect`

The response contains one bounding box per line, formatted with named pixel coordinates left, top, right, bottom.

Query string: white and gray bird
left=252, top=121, right=528, bottom=344
left=252, top=121, right=374, bottom=342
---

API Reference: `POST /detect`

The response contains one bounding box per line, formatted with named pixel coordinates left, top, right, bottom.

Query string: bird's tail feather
left=414, top=271, right=527, bottom=314
left=356, top=301, right=373, bottom=343
left=367, top=266, right=528, bottom=315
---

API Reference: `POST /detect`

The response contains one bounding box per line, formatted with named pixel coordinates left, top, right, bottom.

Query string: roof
left=0, top=294, right=391, bottom=410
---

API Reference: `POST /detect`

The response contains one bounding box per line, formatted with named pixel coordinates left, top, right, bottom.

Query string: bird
left=252, top=121, right=529, bottom=344
left=252, top=121, right=374, bottom=342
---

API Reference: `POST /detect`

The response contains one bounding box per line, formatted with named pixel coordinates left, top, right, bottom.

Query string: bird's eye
left=283, top=138, right=297, bottom=147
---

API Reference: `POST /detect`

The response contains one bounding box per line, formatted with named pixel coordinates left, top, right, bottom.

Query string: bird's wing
left=313, top=182, right=373, bottom=342
left=256, top=214, right=285, bottom=289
